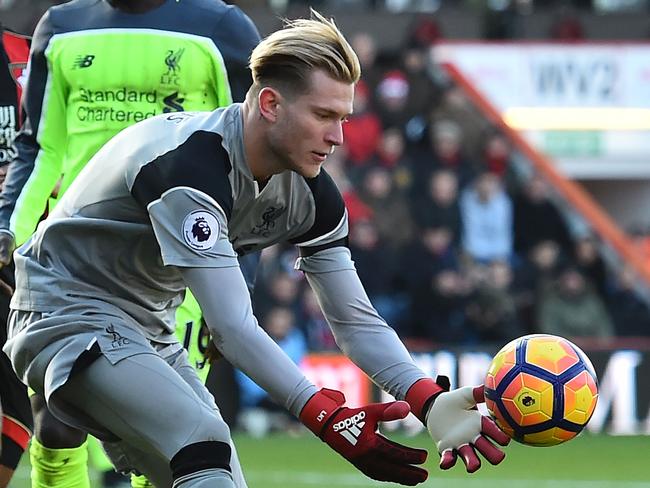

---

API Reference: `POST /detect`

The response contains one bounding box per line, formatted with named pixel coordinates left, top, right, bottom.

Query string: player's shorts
left=0, top=264, right=33, bottom=469
left=4, top=298, right=178, bottom=403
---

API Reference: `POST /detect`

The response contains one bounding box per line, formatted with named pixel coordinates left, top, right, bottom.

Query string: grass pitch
left=9, top=432, right=649, bottom=487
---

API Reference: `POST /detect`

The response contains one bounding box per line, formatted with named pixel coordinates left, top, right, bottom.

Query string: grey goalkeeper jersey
left=9, top=104, right=425, bottom=414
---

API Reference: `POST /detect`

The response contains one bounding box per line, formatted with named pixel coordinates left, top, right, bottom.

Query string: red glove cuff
left=299, top=388, right=346, bottom=436
left=405, top=378, right=445, bottom=422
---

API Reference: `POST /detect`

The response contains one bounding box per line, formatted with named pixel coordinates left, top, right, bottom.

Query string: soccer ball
left=484, top=334, right=598, bottom=447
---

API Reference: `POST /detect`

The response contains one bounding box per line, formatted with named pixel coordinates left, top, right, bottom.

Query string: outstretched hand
left=429, top=385, right=510, bottom=472
left=406, top=377, right=509, bottom=473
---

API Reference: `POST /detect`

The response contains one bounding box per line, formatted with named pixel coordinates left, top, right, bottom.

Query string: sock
left=131, top=473, right=155, bottom=488
left=30, top=438, right=90, bottom=488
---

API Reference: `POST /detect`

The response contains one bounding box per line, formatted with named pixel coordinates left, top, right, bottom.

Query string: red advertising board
left=300, top=354, right=370, bottom=407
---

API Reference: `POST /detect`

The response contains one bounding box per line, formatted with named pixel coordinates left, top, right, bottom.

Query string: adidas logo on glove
left=300, top=389, right=428, bottom=485
left=333, top=411, right=366, bottom=445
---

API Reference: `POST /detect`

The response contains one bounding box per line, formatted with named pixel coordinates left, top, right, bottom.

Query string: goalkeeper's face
left=267, top=69, right=354, bottom=179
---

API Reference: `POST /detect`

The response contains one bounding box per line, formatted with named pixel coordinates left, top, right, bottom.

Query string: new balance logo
left=163, top=91, right=185, bottom=113
left=332, top=411, right=366, bottom=445
left=73, top=55, right=95, bottom=69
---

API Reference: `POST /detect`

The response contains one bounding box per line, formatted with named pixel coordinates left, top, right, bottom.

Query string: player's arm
left=129, top=144, right=429, bottom=485
left=181, top=255, right=429, bottom=485
left=297, top=251, right=510, bottom=471
left=0, top=10, right=66, bottom=251
left=209, top=6, right=261, bottom=104
left=293, top=171, right=509, bottom=473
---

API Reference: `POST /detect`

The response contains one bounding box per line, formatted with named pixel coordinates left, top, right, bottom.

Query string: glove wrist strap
left=405, top=378, right=445, bottom=423
left=299, top=388, right=345, bottom=437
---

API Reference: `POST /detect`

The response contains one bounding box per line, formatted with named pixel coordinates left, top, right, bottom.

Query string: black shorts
left=0, top=263, right=32, bottom=469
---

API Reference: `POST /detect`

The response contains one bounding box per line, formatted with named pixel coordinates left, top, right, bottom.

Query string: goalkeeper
left=4, top=11, right=509, bottom=487
left=0, top=0, right=260, bottom=487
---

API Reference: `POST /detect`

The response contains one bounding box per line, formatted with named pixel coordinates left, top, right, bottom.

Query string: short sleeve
left=130, top=130, right=238, bottom=267
left=147, top=186, right=238, bottom=268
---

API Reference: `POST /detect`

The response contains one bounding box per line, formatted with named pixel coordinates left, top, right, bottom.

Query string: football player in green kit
left=0, top=1, right=260, bottom=486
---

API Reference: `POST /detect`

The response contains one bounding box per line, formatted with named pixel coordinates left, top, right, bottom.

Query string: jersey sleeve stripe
left=131, top=130, right=234, bottom=219
left=294, top=210, right=347, bottom=247
left=146, top=186, right=228, bottom=221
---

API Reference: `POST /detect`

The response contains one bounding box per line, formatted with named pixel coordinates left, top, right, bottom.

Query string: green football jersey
left=1, top=0, right=259, bottom=371
left=2, top=0, right=259, bottom=246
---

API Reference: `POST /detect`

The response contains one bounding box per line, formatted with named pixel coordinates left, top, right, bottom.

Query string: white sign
left=433, top=42, right=650, bottom=110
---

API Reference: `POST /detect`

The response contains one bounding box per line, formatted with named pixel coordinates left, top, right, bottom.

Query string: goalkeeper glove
left=406, top=377, right=510, bottom=473
left=300, top=388, right=428, bottom=486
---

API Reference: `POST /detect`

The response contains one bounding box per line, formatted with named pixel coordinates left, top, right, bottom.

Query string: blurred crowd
left=7, top=0, right=650, bottom=43
left=246, top=17, right=650, bottom=363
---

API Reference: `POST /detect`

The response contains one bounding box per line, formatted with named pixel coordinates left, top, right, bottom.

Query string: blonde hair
left=249, top=10, right=361, bottom=98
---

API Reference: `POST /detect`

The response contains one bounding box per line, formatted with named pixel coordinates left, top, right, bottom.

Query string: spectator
left=465, top=260, right=524, bottom=344
left=482, top=0, right=524, bottom=40
left=410, top=267, right=469, bottom=343
left=550, top=10, right=585, bottom=41
left=342, top=80, right=382, bottom=167
left=297, top=288, right=337, bottom=352
left=606, top=265, right=650, bottom=337
left=513, top=174, right=573, bottom=258
left=402, top=226, right=459, bottom=285
left=374, top=69, right=412, bottom=128
left=323, top=145, right=374, bottom=228
left=481, top=132, right=517, bottom=193
left=573, top=235, right=608, bottom=300
left=401, top=225, right=460, bottom=334
left=411, top=169, right=461, bottom=245
left=431, top=87, right=488, bottom=164
left=537, top=265, right=614, bottom=339
left=348, top=127, right=411, bottom=186
left=350, top=32, right=382, bottom=99
left=513, top=239, right=566, bottom=333
left=410, top=119, right=477, bottom=197
left=358, top=166, right=414, bottom=250
left=399, top=23, right=441, bottom=143
left=372, top=127, right=409, bottom=170
left=254, top=270, right=302, bottom=320
left=408, top=16, right=442, bottom=48
left=460, top=171, right=513, bottom=263
left=348, top=219, right=406, bottom=332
